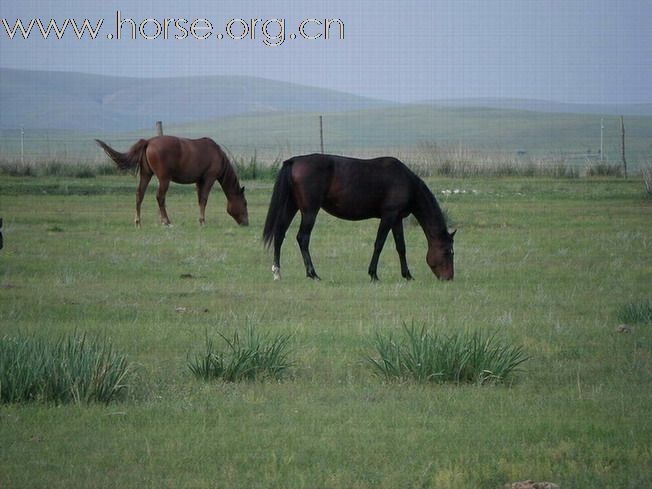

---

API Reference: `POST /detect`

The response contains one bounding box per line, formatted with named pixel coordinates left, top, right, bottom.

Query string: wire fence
left=0, top=116, right=649, bottom=174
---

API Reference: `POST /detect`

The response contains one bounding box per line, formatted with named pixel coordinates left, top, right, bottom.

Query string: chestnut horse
left=95, top=136, right=248, bottom=227
left=262, top=153, right=455, bottom=281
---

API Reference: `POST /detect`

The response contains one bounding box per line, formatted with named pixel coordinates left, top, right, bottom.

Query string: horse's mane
left=412, top=175, right=448, bottom=235
left=215, top=145, right=241, bottom=194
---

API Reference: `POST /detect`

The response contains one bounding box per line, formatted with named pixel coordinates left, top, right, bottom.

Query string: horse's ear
left=240, top=186, right=245, bottom=194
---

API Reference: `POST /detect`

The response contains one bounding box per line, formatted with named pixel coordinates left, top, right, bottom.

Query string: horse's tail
left=262, top=159, right=294, bottom=248
left=95, top=138, right=149, bottom=172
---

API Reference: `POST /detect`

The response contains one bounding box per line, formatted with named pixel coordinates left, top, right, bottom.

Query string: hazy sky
left=1, top=0, right=650, bottom=103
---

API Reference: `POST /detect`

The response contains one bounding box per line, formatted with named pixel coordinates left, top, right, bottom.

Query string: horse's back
left=288, top=154, right=415, bottom=220
left=145, top=136, right=223, bottom=183
left=289, top=153, right=411, bottom=182
left=148, top=135, right=219, bottom=156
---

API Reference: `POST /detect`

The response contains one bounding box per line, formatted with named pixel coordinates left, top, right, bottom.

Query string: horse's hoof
left=272, top=265, right=281, bottom=281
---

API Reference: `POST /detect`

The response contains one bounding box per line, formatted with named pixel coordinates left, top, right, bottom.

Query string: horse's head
left=227, top=186, right=249, bottom=226
left=426, top=229, right=456, bottom=280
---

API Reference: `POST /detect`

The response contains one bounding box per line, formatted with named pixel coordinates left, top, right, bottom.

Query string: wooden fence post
left=20, top=126, right=24, bottom=164
left=600, top=118, right=604, bottom=161
left=620, top=116, right=627, bottom=178
left=156, top=121, right=164, bottom=137
left=319, top=115, right=324, bottom=154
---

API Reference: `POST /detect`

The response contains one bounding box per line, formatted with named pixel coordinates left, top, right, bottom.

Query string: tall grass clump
left=643, top=166, right=652, bottom=197
left=366, top=323, right=529, bottom=385
left=0, top=159, right=119, bottom=178
left=228, top=151, right=281, bottom=181
left=585, top=160, right=624, bottom=177
left=0, top=161, right=36, bottom=176
left=0, top=332, right=131, bottom=404
left=617, top=301, right=652, bottom=324
left=188, top=326, right=293, bottom=382
left=413, top=142, right=578, bottom=178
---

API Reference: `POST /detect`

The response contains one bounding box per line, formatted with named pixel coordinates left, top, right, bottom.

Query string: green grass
left=0, top=174, right=651, bottom=488
left=617, top=301, right=652, bottom=325
left=366, top=324, right=528, bottom=384
left=188, top=325, right=293, bottom=382
left=0, top=332, right=131, bottom=404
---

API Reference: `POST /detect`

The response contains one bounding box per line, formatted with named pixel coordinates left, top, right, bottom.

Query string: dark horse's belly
left=321, top=168, right=406, bottom=221
left=321, top=200, right=380, bottom=221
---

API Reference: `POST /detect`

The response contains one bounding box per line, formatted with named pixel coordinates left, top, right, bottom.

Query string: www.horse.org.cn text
left=1, top=13, right=345, bottom=46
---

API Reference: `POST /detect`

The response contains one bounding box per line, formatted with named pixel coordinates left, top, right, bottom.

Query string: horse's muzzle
left=431, top=266, right=454, bottom=281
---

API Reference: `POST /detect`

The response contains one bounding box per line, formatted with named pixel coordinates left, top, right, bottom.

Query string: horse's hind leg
left=296, top=210, right=320, bottom=280
left=135, top=171, right=152, bottom=227
left=156, top=177, right=172, bottom=226
left=196, top=178, right=216, bottom=226
left=368, top=215, right=397, bottom=281
left=272, top=202, right=298, bottom=280
left=392, top=219, right=413, bottom=280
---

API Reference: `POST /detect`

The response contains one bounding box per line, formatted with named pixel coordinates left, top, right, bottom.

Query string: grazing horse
left=262, top=153, right=455, bottom=281
left=95, top=136, right=248, bottom=227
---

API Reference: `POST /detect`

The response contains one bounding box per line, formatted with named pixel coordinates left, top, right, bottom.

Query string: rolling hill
left=0, top=68, right=390, bottom=132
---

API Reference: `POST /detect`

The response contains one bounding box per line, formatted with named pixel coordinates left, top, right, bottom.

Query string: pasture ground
left=0, top=175, right=651, bottom=488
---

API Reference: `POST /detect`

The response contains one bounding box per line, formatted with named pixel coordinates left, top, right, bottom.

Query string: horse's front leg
left=196, top=178, right=216, bottom=226
left=368, top=216, right=396, bottom=281
left=296, top=210, right=320, bottom=280
left=392, top=219, right=413, bottom=280
left=156, top=178, right=172, bottom=226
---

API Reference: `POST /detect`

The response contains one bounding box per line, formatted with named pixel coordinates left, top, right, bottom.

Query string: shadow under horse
left=96, top=136, right=248, bottom=227
left=263, top=153, right=455, bottom=281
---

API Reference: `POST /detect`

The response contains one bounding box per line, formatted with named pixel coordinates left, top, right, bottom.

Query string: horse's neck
left=411, top=183, right=446, bottom=239
left=217, top=161, right=240, bottom=199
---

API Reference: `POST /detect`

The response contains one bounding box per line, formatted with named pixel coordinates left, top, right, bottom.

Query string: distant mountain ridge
left=424, top=98, right=652, bottom=117
left=1, top=68, right=651, bottom=133
left=0, top=68, right=391, bottom=132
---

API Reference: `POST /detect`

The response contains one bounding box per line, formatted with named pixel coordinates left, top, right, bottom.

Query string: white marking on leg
left=272, top=265, right=281, bottom=281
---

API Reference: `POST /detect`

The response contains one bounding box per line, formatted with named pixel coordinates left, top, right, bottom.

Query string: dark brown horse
left=95, top=136, right=248, bottom=227
left=262, top=154, right=455, bottom=281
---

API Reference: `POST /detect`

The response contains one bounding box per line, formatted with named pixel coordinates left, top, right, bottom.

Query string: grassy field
left=0, top=174, right=651, bottom=488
